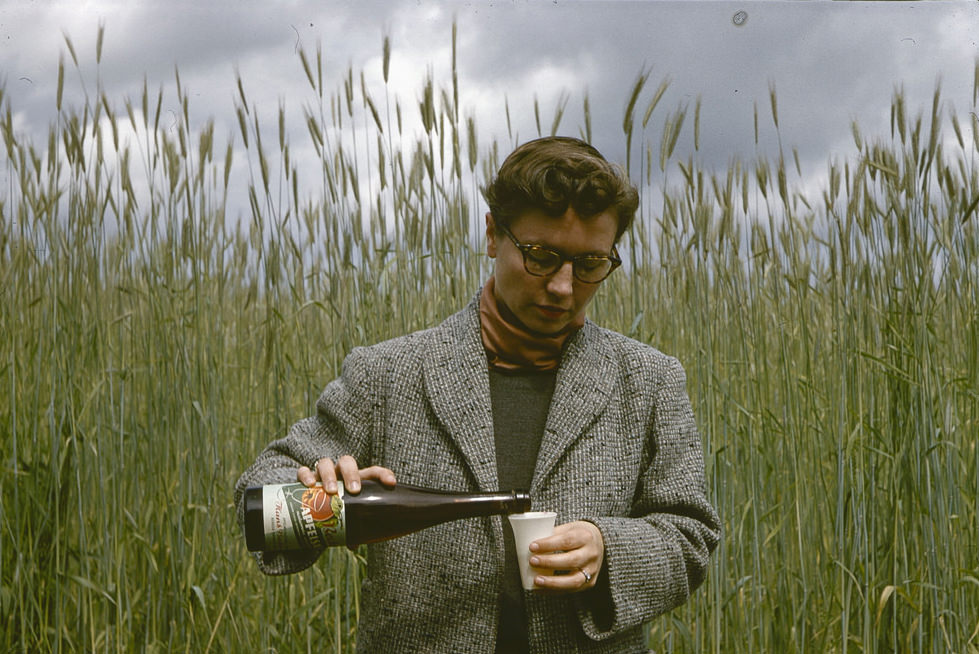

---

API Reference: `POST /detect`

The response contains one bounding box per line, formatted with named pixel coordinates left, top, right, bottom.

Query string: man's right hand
left=296, top=455, right=397, bottom=494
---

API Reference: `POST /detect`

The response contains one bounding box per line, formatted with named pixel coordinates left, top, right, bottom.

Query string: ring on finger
left=579, top=568, right=592, bottom=584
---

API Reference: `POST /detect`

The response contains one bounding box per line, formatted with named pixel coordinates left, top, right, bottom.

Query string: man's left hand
left=528, top=520, right=605, bottom=594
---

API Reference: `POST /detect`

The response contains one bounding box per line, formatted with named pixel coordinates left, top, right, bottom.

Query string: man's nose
left=546, top=261, right=575, bottom=297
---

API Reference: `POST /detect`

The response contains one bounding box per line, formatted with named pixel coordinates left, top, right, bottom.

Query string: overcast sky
left=2, top=0, right=978, bottom=223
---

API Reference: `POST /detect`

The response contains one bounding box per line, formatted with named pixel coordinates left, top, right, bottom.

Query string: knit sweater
left=490, top=368, right=557, bottom=652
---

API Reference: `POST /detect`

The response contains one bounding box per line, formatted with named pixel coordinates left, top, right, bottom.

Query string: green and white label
left=262, top=482, right=346, bottom=549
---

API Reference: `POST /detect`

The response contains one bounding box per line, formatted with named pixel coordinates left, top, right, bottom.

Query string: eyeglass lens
left=501, top=225, right=617, bottom=283
left=522, top=248, right=612, bottom=282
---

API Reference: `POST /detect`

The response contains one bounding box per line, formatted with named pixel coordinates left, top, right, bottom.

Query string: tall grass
left=1, top=27, right=976, bottom=653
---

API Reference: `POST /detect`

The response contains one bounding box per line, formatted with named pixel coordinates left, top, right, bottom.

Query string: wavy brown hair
left=483, top=136, right=639, bottom=241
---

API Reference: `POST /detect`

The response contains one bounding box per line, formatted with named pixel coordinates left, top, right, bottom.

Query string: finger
left=315, top=458, right=339, bottom=493
left=532, top=566, right=595, bottom=593
left=530, top=529, right=584, bottom=555
left=336, top=455, right=362, bottom=493
left=531, top=521, right=603, bottom=554
left=296, top=465, right=318, bottom=487
left=529, top=550, right=587, bottom=572
left=359, top=465, right=397, bottom=487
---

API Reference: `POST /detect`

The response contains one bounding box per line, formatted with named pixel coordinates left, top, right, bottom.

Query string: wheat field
left=1, top=29, right=977, bottom=653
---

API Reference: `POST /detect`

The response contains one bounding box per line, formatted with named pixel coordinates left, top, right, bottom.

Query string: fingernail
left=530, top=556, right=540, bottom=566
left=529, top=542, right=539, bottom=552
left=349, top=481, right=360, bottom=492
left=326, top=482, right=337, bottom=493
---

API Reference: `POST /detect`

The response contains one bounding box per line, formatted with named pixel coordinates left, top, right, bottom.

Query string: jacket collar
left=423, top=291, right=614, bottom=493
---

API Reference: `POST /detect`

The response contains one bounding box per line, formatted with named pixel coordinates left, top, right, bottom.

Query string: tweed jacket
left=234, top=293, right=720, bottom=653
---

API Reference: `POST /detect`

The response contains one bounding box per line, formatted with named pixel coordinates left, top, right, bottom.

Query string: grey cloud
left=2, top=0, right=977, bottom=215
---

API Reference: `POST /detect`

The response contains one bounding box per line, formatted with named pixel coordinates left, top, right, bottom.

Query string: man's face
left=486, top=207, right=618, bottom=336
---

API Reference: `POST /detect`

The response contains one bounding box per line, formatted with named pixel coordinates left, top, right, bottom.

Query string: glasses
left=499, top=224, right=621, bottom=284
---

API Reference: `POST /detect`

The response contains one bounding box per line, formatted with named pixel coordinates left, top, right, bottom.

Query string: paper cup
left=508, top=511, right=557, bottom=590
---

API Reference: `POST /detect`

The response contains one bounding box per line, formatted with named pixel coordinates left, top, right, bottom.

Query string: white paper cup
left=508, top=511, right=557, bottom=590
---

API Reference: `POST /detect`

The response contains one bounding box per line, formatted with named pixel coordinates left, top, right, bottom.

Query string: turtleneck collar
left=478, top=276, right=584, bottom=372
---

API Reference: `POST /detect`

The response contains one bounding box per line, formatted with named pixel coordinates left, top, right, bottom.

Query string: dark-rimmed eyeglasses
left=499, top=224, right=621, bottom=284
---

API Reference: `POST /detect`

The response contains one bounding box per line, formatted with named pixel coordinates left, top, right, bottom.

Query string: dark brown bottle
left=244, top=480, right=531, bottom=552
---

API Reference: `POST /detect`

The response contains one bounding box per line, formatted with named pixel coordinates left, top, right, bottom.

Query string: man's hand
left=527, top=520, right=605, bottom=593
left=296, top=455, right=397, bottom=494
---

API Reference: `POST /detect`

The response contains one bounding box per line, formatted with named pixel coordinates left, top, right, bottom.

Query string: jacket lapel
left=422, top=297, right=500, bottom=493
left=533, top=321, right=615, bottom=492
left=423, top=298, right=616, bottom=495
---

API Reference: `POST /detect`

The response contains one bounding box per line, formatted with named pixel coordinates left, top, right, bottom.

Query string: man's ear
left=485, top=212, right=498, bottom=258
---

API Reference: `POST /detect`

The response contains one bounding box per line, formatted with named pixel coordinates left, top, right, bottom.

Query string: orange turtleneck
left=478, top=276, right=584, bottom=372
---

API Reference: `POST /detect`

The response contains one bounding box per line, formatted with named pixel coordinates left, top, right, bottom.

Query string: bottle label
left=262, top=482, right=346, bottom=549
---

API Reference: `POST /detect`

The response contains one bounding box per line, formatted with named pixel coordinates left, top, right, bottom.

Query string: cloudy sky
left=2, top=0, right=978, bottom=222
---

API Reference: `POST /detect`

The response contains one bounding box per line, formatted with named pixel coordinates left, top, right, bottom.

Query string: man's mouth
left=536, top=305, right=568, bottom=319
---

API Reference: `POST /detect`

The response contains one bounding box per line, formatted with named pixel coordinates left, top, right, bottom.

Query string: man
left=235, top=136, right=721, bottom=653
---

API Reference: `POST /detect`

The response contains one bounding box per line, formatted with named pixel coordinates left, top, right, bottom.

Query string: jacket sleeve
left=233, top=345, right=379, bottom=575
left=577, top=354, right=721, bottom=639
